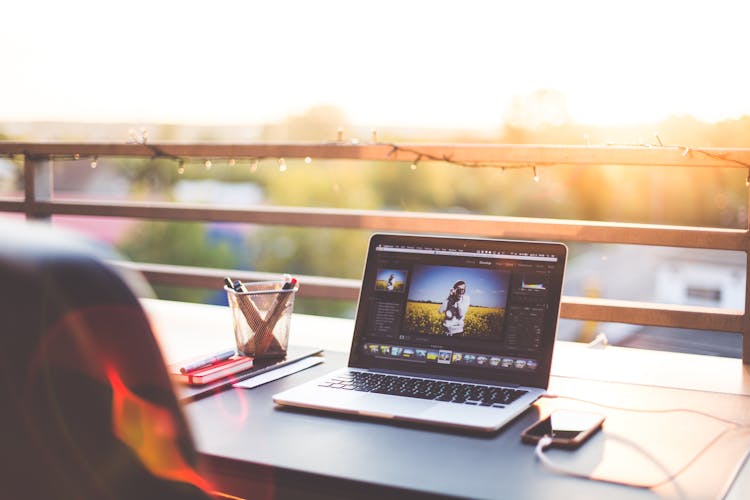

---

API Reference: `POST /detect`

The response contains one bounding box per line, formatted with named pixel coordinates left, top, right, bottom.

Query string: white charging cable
left=535, top=394, right=750, bottom=492
left=542, top=393, right=745, bottom=426
left=535, top=425, right=742, bottom=490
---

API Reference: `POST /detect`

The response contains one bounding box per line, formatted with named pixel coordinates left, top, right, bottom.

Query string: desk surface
left=144, top=299, right=750, bottom=500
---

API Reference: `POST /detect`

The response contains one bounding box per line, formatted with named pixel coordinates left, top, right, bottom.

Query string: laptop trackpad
left=348, top=393, right=438, bottom=417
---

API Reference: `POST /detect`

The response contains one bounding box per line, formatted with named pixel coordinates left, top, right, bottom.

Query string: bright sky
left=2, top=0, right=748, bottom=129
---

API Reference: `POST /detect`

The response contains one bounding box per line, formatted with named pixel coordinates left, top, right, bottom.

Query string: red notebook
left=171, top=356, right=254, bottom=385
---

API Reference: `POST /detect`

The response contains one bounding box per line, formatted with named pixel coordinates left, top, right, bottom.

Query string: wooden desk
left=143, top=299, right=750, bottom=500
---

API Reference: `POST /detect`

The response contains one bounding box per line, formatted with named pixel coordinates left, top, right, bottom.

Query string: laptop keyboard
left=318, top=371, right=527, bottom=408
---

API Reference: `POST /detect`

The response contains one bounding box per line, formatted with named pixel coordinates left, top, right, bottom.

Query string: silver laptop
left=273, top=233, right=567, bottom=432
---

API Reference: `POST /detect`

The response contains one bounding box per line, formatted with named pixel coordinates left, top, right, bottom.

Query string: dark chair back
left=0, top=221, right=211, bottom=499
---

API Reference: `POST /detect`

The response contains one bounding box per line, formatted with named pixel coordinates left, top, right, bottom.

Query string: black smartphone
left=521, top=410, right=605, bottom=449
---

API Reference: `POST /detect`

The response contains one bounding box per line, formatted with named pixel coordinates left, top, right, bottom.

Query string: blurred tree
left=111, top=102, right=750, bottom=316
left=251, top=226, right=369, bottom=317
left=261, top=105, right=349, bottom=141
left=113, top=158, right=180, bottom=198
left=119, top=221, right=237, bottom=302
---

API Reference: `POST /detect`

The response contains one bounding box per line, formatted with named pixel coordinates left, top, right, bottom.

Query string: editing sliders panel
left=503, top=270, right=550, bottom=351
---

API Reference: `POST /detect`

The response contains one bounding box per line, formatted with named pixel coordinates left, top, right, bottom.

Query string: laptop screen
left=348, top=233, right=567, bottom=389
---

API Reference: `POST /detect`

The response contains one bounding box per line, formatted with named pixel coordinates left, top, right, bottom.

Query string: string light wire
left=410, top=155, right=421, bottom=170
left=28, top=132, right=750, bottom=188
left=34, top=142, right=750, bottom=175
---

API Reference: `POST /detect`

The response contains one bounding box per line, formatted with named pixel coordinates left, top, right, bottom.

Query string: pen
left=257, top=276, right=298, bottom=353
left=282, top=277, right=297, bottom=290
left=224, top=276, right=248, bottom=293
left=179, top=349, right=237, bottom=374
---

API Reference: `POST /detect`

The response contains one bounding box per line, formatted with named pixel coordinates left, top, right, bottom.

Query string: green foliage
left=252, top=227, right=370, bottom=279
left=294, top=297, right=357, bottom=319
left=249, top=227, right=371, bottom=317
left=260, top=105, right=349, bottom=141
left=112, top=158, right=179, bottom=195
left=119, top=221, right=237, bottom=302
left=109, top=105, right=750, bottom=317
left=404, top=302, right=505, bottom=337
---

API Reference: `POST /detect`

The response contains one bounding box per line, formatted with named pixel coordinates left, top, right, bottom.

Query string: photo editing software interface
left=356, top=241, right=564, bottom=379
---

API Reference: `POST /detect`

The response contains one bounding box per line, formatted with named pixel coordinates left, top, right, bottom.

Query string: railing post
left=24, top=155, right=53, bottom=221
left=744, top=251, right=750, bottom=364
left=744, top=186, right=750, bottom=364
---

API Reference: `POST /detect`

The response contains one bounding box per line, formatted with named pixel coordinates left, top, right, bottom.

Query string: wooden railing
left=2, top=141, right=749, bottom=363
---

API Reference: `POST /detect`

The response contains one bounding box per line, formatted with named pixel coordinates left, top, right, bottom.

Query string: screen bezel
left=347, top=233, right=567, bottom=389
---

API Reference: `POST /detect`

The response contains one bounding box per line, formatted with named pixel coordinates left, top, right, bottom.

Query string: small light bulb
left=229, top=158, right=236, bottom=166
left=205, top=160, right=212, bottom=170
left=177, top=160, right=185, bottom=175
left=90, top=156, right=98, bottom=168
left=410, top=155, right=421, bottom=171
left=278, top=158, right=287, bottom=172
left=74, top=153, right=80, bottom=160
left=533, top=166, right=540, bottom=183
left=304, top=156, right=312, bottom=164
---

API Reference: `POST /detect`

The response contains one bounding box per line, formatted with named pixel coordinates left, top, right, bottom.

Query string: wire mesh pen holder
left=226, top=281, right=298, bottom=358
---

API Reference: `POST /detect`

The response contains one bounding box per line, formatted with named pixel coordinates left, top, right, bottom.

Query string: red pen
left=282, top=277, right=297, bottom=290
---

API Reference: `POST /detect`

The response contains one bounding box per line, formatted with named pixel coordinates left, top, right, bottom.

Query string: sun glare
left=1, top=0, right=748, bottom=129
